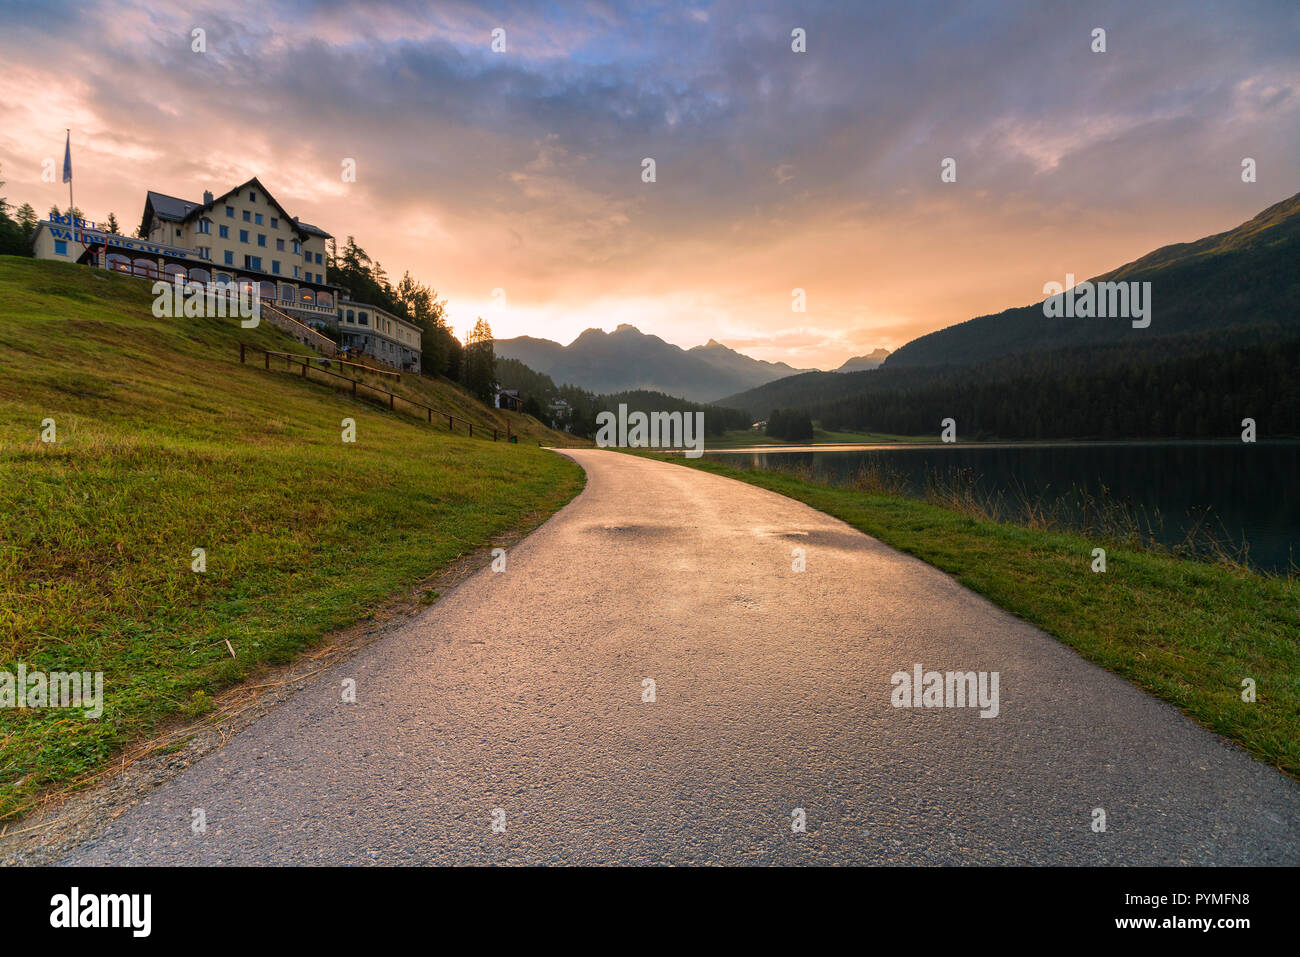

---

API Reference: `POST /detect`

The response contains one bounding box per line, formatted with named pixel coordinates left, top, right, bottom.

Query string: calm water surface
left=704, top=441, right=1300, bottom=574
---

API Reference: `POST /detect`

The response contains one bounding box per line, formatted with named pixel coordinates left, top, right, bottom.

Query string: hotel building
left=337, top=299, right=422, bottom=374
left=31, top=176, right=423, bottom=372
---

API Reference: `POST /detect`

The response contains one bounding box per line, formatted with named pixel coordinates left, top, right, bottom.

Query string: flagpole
left=66, top=129, right=74, bottom=220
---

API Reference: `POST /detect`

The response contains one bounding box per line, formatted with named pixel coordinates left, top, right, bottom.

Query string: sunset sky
left=1, top=0, right=1296, bottom=368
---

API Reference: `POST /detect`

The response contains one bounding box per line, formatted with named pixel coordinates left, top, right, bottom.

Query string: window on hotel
left=239, top=230, right=248, bottom=243
left=358, top=311, right=369, bottom=326
left=249, top=191, right=257, bottom=202
left=272, top=261, right=280, bottom=275
left=276, top=238, right=284, bottom=251
left=293, top=266, right=299, bottom=278
left=292, top=241, right=300, bottom=254
left=224, top=251, right=233, bottom=265
left=254, top=214, right=263, bottom=225
left=257, top=234, right=266, bottom=247
left=219, top=225, right=229, bottom=239
left=346, top=310, right=354, bottom=322
left=225, top=206, right=234, bottom=217
left=198, top=219, right=211, bottom=234
left=54, top=240, right=67, bottom=255
left=242, top=210, right=251, bottom=222
left=315, top=253, right=322, bottom=265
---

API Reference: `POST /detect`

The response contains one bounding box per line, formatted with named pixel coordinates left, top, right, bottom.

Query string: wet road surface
left=63, top=449, right=1300, bottom=864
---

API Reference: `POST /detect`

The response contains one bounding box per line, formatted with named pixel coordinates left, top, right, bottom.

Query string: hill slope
left=835, top=349, right=891, bottom=373
left=0, top=257, right=584, bottom=818
left=885, top=192, right=1300, bottom=369
left=495, top=324, right=811, bottom=402
left=721, top=193, right=1300, bottom=439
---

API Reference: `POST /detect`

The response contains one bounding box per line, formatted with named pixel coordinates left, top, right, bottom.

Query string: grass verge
left=654, top=453, right=1300, bottom=778
left=0, top=257, right=585, bottom=818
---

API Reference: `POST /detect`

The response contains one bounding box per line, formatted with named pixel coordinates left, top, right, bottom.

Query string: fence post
left=469, top=423, right=473, bottom=438
left=427, top=408, right=431, bottom=423
left=301, top=361, right=306, bottom=378
left=493, top=429, right=497, bottom=441
left=264, top=351, right=270, bottom=370
left=389, top=391, right=394, bottom=410
left=240, top=343, right=245, bottom=364
left=447, top=415, right=453, bottom=430
left=352, top=379, right=357, bottom=398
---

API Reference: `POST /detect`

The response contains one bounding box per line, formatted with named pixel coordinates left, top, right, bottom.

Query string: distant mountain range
left=718, top=191, right=1300, bottom=440
left=494, top=324, right=816, bottom=403
left=499, top=192, right=1299, bottom=439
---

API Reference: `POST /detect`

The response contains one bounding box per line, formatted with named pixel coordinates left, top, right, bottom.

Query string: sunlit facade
left=32, top=177, right=340, bottom=325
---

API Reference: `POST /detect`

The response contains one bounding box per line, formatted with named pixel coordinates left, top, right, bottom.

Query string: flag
left=62, top=131, right=72, bottom=184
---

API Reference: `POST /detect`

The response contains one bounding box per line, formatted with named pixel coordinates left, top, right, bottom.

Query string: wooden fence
left=240, top=343, right=510, bottom=441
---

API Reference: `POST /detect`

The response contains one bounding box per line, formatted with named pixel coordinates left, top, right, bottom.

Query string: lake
left=703, top=440, right=1300, bottom=574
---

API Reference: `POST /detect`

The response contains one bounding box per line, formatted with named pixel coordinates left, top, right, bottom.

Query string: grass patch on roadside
left=656, top=453, right=1300, bottom=778
left=0, top=257, right=585, bottom=818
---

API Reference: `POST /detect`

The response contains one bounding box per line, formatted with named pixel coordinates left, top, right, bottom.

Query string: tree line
left=787, top=331, right=1300, bottom=440
left=765, top=408, right=814, bottom=441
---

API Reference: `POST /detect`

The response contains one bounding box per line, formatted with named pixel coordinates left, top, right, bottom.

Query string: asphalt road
left=63, top=449, right=1300, bottom=864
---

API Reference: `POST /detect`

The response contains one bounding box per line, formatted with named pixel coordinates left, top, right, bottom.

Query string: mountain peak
left=835, top=349, right=891, bottom=373
left=494, top=327, right=814, bottom=402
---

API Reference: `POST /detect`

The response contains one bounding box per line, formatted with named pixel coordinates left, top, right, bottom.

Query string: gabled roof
left=139, top=191, right=200, bottom=236
left=139, top=177, right=332, bottom=241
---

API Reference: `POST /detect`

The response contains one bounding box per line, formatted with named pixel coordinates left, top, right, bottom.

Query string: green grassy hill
left=0, top=257, right=585, bottom=819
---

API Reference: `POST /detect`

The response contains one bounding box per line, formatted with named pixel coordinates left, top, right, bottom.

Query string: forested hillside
left=884, top=192, right=1300, bottom=369
left=727, top=328, right=1299, bottom=439
left=722, top=193, right=1300, bottom=440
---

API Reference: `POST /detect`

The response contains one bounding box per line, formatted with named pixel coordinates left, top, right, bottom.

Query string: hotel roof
left=295, top=219, right=331, bottom=238
left=140, top=191, right=200, bottom=230
left=139, top=178, right=333, bottom=241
